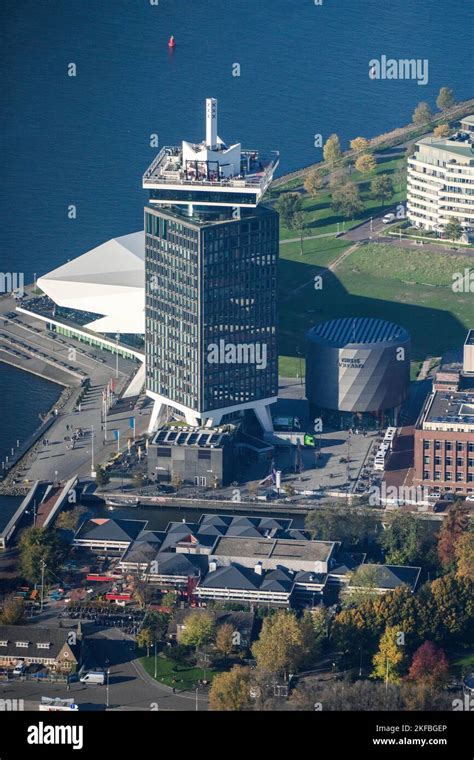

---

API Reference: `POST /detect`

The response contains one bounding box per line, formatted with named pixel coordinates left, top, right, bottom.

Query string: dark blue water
left=0, top=363, right=61, bottom=467
left=1, top=0, right=472, bottom=281
left=0, top=0, right=472, bottom=473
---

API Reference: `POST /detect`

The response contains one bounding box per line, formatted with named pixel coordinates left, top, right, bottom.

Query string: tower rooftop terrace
left=143, top=145, right=279, bottom=197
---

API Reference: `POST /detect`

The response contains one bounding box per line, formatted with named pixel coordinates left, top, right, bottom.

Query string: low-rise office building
left=148, top=425, right=236, bottom=487
left=73, top=518, right=147, bottom=553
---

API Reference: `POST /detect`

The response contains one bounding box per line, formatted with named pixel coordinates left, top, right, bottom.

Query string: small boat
left=168, top=35, right=176, bottom=48
left=105, top=496, right=140, bottom=508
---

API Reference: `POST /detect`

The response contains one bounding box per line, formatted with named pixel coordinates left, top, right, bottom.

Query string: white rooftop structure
left=143, top=98, right=279, bottom=209
left=38, top=231, right=145, bottom=334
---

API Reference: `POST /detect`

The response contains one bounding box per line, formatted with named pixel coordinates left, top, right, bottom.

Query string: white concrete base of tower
left=146, top=391, right=277, bottom=434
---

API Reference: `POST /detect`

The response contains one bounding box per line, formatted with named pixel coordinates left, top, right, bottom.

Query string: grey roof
left=200, top=564, right=295, bottom=595
left=199, top=515, right=233, bottom=528
left=308, top=317, right=410, bottom=348
left=165, top=522, right=200, bottom=534
left=260, top=568, right=294, bottom=593
left=197, top=524, right=228, bottom=537
left=294, top=570, right=328, bottom=586
left=225, top=525, right=263, bottom=538
left=75, top=518, right=147, bottom=543
left=120, top=533, right=165, bottom=565
left=135, top=529, right=165, bottom=544
left=212, top=536, right=335, bottom=563
left=330, top=552, right=367, bottom=577
left=0, top=625, right=79, bottom=663
left=200, top=564, right=261, bottom=591
left=350, top=564, right=421, bottom=592
left=151, top=552, right=206, bottom=577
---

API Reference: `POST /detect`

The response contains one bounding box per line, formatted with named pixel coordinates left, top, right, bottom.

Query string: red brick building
left=414, top=390, right=474, bottom=496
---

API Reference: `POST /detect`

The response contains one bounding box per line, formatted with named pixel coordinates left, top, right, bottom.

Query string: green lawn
left=278, top=242, right=474, bottom=376
left=450, top=651, right=474, bottom=677
left=141, top=653, right=216, bottom=691
left=278, top=154, right=406, bottom=241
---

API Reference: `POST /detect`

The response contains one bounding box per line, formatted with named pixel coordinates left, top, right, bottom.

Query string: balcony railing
left=143, top=146, right=279, bottom=193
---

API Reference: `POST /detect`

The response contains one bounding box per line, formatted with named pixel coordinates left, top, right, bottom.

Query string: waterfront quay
left=0, top=289, right=150, bottom=491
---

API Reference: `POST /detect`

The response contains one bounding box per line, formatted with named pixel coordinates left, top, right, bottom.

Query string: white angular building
left=407, top=116, right=474, bottom=236
left=38, top=231, right=145, bottom=335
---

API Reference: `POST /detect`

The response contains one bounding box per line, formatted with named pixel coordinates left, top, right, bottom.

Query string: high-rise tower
left=143, top=99, right=279, bottom=432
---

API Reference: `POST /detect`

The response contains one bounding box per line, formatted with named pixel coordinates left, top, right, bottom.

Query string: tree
left=371, top=587, right=421, bottom=642
left=146, top=611, right=170, bottom=642
left=379, top=513, right=432, bottom=565
left=437, top=502, right=470, bottom=569
left=347, top=565, right=381, bottom=604
left=412, top=101, right=432, bottom=126
left=331, top=181, right=364, bottom=219
left=209, top=666, right=252, bottom=711
left=303, top=169, right=324, bottom=197
left=95, top=465, right=110, bottom=488
left=444, top=217, right=463, bottom=242
left=436, top=87, right=455, bottom=112
left=215, top=623, right=235, bottom=658
left=350, top=137, right=370, bottom=154
left=455, top=525, right=474, bottom=581
left=329, top=165, right=349, bottom=189
left=167, top=644, right=189, bottom=670
left=129, top=572, right=151, bottom=609
left=305, top=508, right=375, bottom=547
left=274, top=192, right=303, bottom=229
left=180, top=611, right=215, bottom=651
left=420, top=574, right=474, bottom=643
left=407, top=641, right=449, bottom=689
left=433, top=124, right=451, bottom=138
left=292, top=211, right=307, bottom=255
left=394, top=163, right=406, bottom=193
left=299, top=610, right=324, bottom=667
left=161, top=591, right=178, bottom=609
left=18, top=526, right=65, bottom=585
left=323, top=134, right=342, bottom=166
left=55, top=506, right=87, bottom=532
left=355, top=153, right=376, bottom=174
left=371, top=173, right=394, bottom=203
left=371, top=626, right=406, bottom=684
left=290, top=679, right=406, bottom=712
left=136, top=627, right=155, bottom=657
left=251, top=610, right=310, bottom=678
left=0, top=594, right=24, bottom=625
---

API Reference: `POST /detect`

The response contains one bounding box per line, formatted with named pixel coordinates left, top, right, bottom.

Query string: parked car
left=80, top=671, right=105, bottom=685
left=382, top=213, right=396, bottom=224
left=13, top=662, right=26, bottom=675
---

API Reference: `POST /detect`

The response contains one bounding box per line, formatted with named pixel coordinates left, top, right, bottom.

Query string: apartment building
left=407, top=117, right=474, bottom=237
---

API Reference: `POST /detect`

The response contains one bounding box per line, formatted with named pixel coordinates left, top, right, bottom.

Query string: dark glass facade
left=145, top=204, right=278, bottom=414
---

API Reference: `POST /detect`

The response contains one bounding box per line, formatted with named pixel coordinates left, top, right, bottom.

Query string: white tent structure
left=38, top=231, right=145, bottom=334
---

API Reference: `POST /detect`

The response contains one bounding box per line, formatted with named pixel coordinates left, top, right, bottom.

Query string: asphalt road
left=1, top=627, right=208, bottom=712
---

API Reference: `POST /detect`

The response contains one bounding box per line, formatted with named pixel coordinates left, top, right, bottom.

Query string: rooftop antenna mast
left=206, top=98, right=218, bottom=150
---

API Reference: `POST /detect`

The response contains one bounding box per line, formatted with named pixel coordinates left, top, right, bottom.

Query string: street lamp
left=115, top=333, right=120, bottom=379
left=154, top=639, right=157, bottom=679
left=105, top=658, right=110, bottom=709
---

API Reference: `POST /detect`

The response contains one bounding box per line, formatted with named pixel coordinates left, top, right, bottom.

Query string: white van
left=79, top=671, right=105, bottom=685
left=382, top=213, right=396, bottom=224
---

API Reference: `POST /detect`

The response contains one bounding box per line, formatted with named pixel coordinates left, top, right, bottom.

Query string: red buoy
left=168, top=35, right=175, bottom=48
